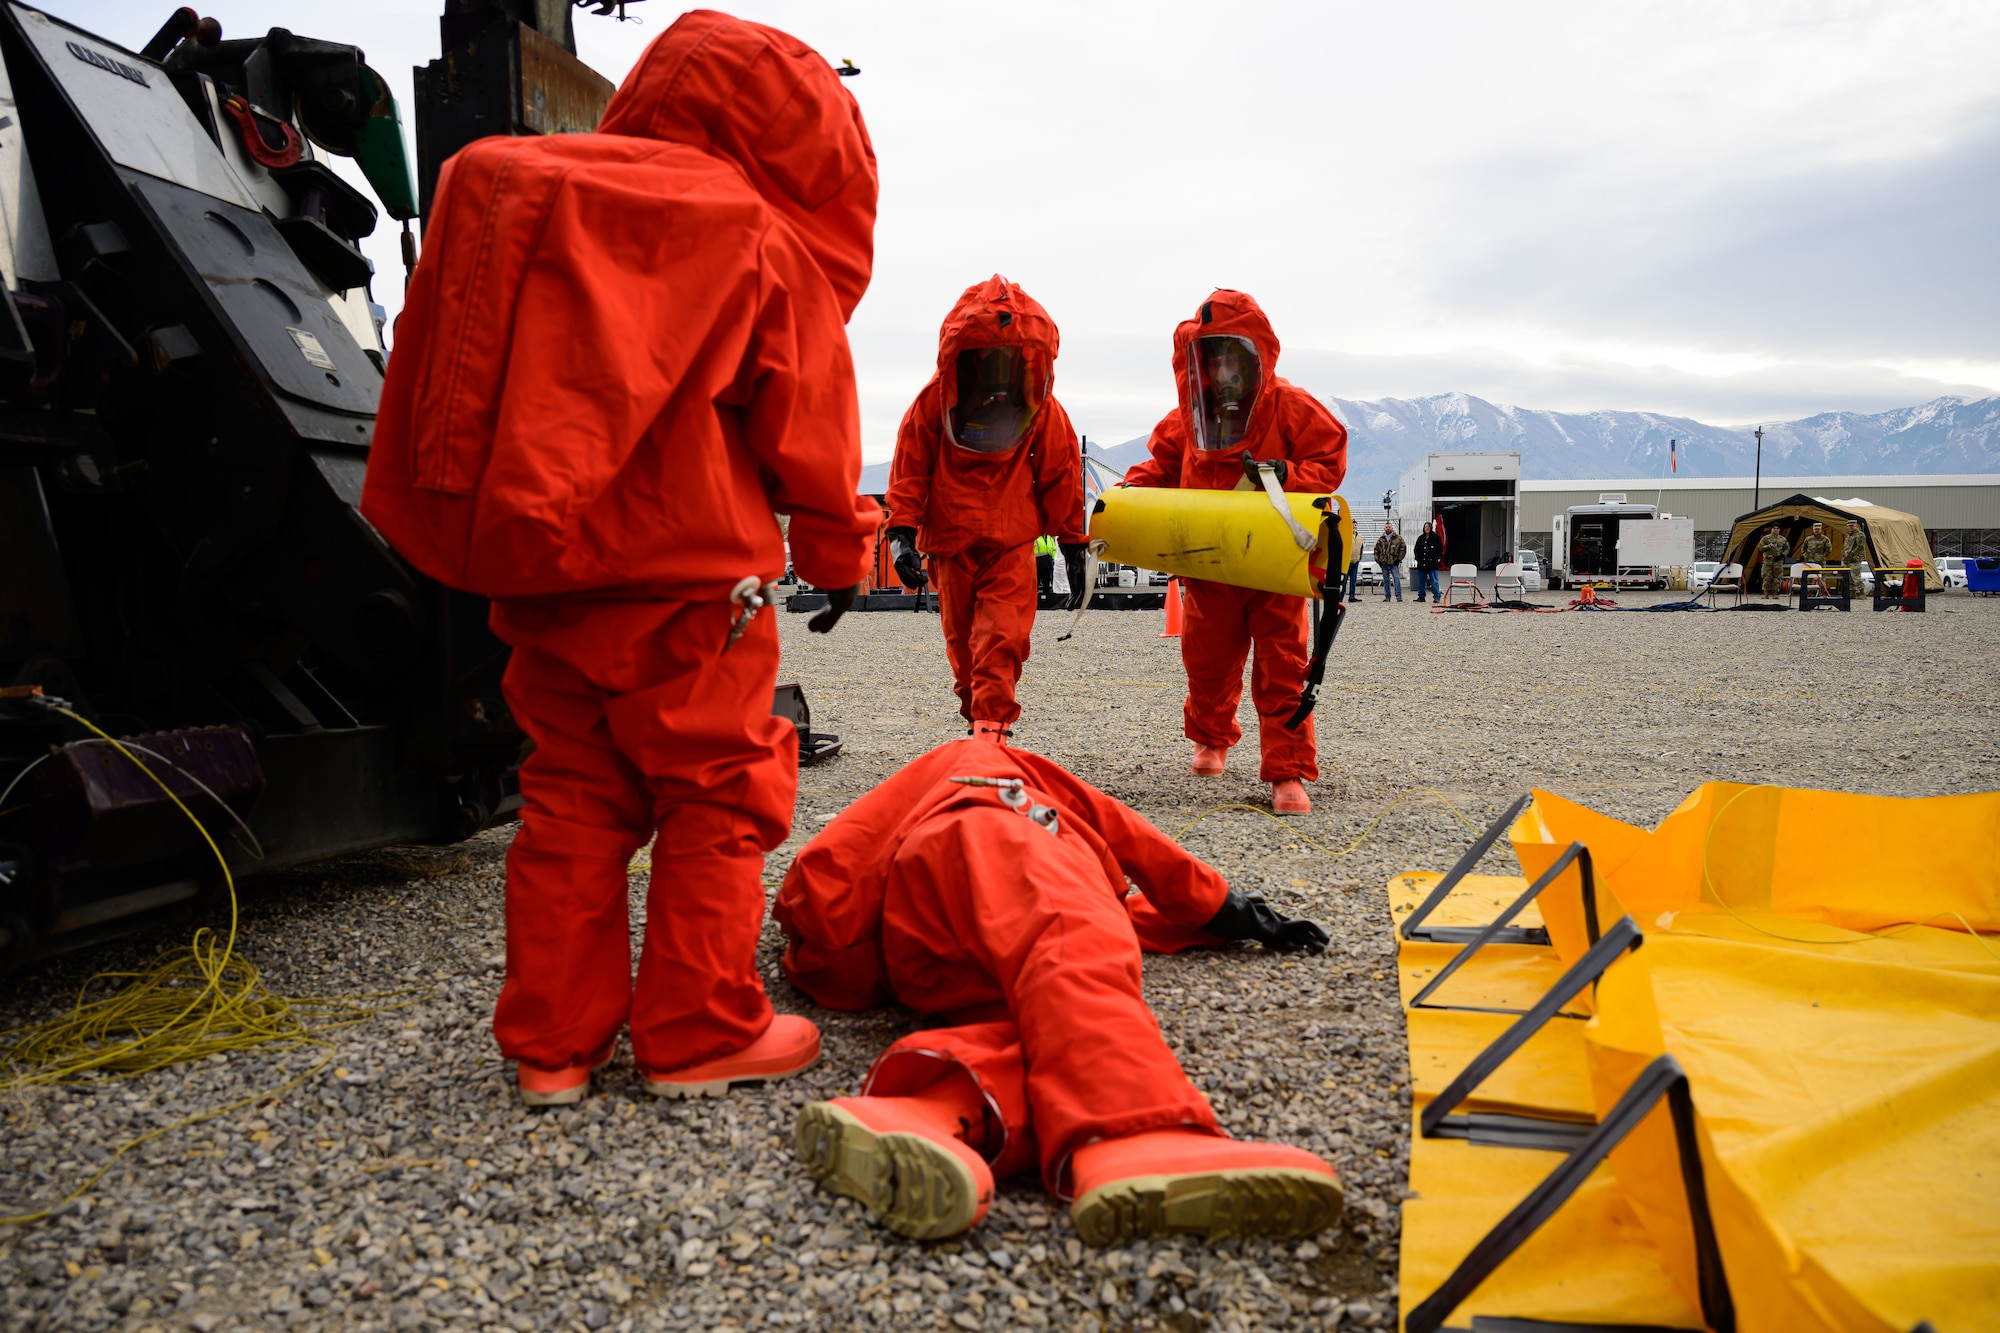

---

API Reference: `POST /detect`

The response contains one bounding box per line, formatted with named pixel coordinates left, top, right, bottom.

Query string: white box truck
left=1550, top=495, right=1669, bottom=590
left=1395, top=451, right=1521, bottom=571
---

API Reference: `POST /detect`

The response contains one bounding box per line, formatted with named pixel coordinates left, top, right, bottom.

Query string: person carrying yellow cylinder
left=1124, top=291, right=1348, bottom=815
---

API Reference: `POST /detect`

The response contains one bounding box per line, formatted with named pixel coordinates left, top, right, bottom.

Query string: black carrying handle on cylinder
left=1284, top=510, right=1343, bottom=730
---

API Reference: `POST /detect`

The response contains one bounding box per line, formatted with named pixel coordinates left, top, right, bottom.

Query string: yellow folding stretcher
left=1391, top=785, right=2000, bottom=1333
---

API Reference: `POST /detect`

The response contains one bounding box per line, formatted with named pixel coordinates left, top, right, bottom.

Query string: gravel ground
left=2, top=589, right=1996, bottom=1333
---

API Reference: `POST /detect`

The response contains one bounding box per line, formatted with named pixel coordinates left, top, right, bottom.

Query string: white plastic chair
left=1494, top=562, right=1525, bottom=600
left=1442, top=563, right=1483, bottom=606
left=1713, top=562, right=1744, bottom=591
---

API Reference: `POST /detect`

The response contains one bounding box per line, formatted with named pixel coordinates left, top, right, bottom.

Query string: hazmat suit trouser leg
left=862, top=1021, right=1040, bottom=1182
left=1180, top=580, right=1319, bottom=783
left=933, top=544, right=1037, bottom=726
left=490, top=600, right=794, bottom=1075
left=877, top=807, right=1221, bottom=1195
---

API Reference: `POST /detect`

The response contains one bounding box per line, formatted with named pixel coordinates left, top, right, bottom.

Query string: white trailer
left=1550, top=495, right=1666, bottom=589
left=1395, top=451, right=1521, bottom=570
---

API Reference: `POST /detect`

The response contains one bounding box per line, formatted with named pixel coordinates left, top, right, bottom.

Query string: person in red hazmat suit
left=884, top=277, right=1086, bottom=741
left=773, top=739, right=1340, bottom=1244
left=1124, top=292, right=1348, bottom=816
left=358, top=12, right=881, bottom=1106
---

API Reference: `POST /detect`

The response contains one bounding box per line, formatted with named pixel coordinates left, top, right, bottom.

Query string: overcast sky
left=56, top=1, right=2000, bottom=457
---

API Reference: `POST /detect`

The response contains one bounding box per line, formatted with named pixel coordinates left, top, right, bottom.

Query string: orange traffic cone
left=1160, top=578, right=1184, bottom=637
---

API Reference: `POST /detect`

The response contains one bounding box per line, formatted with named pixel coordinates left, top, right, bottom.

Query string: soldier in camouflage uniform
left=1843, top=519, right=1871, bottom=600
left=1798, top=521, right=1834, bottom=597
left=1756, top=525, right=1791, bottom=598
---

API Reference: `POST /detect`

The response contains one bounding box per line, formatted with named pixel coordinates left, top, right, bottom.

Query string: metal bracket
left=1407, top=1051, right=1736, bottom=1333
left=1420, top=916, right=1643, bottom=1143
left=1400, top=793, right=1548, bottom=946
left=1408, top=841, right=1599, bottom=1018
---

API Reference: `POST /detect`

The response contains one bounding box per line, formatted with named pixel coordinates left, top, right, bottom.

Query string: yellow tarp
left=1513, top=783, right=2000, bottom=959
left=1395, top=785, right=2000, bottom=1333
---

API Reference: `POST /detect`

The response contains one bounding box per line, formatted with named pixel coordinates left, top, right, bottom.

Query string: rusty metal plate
left=517, top=22, right=614, bottom=136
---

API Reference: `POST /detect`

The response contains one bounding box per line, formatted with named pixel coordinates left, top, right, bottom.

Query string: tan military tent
left=1722, top=493, right=1940, bottom=590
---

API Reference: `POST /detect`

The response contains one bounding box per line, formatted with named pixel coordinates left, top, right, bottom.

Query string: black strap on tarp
left=1284, top=511, right=1345, bottom=730
left=1409, top=841, right=1598, bottom=1018
left=1406, top=1052, right=1737, bottom=1333
left=1420, top=916, right=1642, bottom=1140
left=1400, top=793, right=1541, bottom=944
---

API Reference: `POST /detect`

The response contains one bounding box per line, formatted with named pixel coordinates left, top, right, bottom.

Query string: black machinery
left=0, top=2, right=650, bottom=967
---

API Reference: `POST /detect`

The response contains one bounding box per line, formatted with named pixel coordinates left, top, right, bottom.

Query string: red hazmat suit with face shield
left=774, top=740, right=1342, bottom=1244
left=358, top=10, right=881, bottom=1097
left=885, top=278, right=1084, bottom=732
left=1124, top=292, right=1348, bottom=790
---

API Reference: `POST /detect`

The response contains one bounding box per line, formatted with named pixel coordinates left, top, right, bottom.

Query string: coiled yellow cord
left=0, top=707, right=424, bottom=1225
left=1697, top=782, right=2000, bottom=963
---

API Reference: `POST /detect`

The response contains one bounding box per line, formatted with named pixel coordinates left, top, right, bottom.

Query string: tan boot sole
left=794, top=1103, right=984, bottom=1241
left=517, top=1082, right=588, bottom=1107
left=1071, top=1168, right=1343, bottom=1246
left=644, top=1051, right=818, bottom=1100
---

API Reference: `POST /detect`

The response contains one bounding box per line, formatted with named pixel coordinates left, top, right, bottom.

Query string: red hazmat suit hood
left=358, top=8, right=881, bottom=603
left=598, top=9, right=879, bottom=318
left=1176, top=289, right=1283, bottom=457
left=932, top=275, right=1059, bottom=442
left=775, top=739, right=1228, bottom=1010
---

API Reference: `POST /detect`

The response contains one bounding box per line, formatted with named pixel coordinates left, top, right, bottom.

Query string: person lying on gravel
left=773, top=737, right=1340, bottom=1245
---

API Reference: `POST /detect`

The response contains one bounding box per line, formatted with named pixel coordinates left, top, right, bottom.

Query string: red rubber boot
left=794, top=1086, right=995, bottom=1240
left=516, top=1038, right=617, bottom=1107
left=1191, top=744, right=1228, bottom=777
left=642, top=1014, right=821, bottom=1099
left=1068, top=1129, right=1342, bottom=1246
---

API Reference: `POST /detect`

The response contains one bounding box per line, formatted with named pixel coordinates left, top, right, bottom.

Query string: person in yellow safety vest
left=1034, top=535, right=1058, bottom=596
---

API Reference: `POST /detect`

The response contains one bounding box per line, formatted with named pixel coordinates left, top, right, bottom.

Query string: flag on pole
left=1670, top=437, right=1677, bottom=473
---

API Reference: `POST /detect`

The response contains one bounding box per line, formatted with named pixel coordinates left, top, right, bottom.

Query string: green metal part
left=354, top=64, right=418, bottom=221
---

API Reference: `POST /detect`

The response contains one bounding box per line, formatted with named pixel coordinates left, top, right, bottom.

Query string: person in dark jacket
left=1413, top=525, right=1443, bottom=602
left=1373, top=523, right=1406, bottom=602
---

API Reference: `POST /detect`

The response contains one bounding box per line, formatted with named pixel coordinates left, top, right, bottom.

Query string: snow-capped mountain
left=1077, top=394, right=2000, bottom=498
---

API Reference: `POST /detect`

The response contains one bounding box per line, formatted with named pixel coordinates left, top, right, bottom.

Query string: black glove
left=1203, top=888, right=1328, bottom=953
left=1059, top=541, right=1089, bottom=609
left=1242, top=456, right=1288, bottom=488
left=885, top=526, right=927, bottom=590
left=807, top=583, right=859, bottom=634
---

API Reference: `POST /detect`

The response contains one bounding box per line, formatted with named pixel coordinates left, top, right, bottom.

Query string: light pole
left=1753, top=426, right=1764, bottom=511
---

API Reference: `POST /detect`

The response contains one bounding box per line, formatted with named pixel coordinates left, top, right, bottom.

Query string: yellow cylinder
left=1087, top=488, right=1356, bottom=599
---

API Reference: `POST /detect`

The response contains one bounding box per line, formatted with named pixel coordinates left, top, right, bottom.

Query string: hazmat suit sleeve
left=739, top=227, right=884, bottom=591
left=1031, top=397, right=1087, bottom=543
left=1011, top=757, right=1229, bottom=927
left=883, top=379, right=942, bottom=537
left=1270, top=383, right=1349, bottom=494
left=1122, top=407, right=1188, bottom=490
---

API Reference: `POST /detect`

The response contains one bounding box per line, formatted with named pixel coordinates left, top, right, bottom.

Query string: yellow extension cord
left=1172, top=786, right=1480, bottom=858
left=0, top=707, right=424, bottom=1225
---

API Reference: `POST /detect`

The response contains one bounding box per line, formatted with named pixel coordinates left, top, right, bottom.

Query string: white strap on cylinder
left=1254, top=463, right=1317, bottom=552
left=1056, top=540, right=1108, bottom=642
